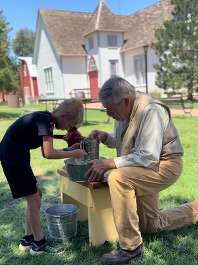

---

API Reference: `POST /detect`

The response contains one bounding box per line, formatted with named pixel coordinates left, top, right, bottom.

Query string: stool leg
left=88, top=187, right=118, bottom=246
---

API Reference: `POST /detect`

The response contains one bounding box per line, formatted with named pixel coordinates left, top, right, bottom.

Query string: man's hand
left=88, top=130, right=108, bottom=143
left=85, top=158, right=116, bottom=182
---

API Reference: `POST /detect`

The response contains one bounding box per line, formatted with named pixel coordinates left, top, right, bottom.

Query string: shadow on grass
left=1, top=172, right=197, bottom=264
left=0, top=179, right=14, bottom=209
left=142, top=224, right=198, bottom=264
left=0, top=112, right=20, bottom=120
left=83, top=121, right=100, bottom=126
left=43, top=170, right=56, bottom=176
left=160, top=194, right=190, bottom=207
left=83, top=120, right=113, bottom=126
left=1, top=202, right=197, bottom=264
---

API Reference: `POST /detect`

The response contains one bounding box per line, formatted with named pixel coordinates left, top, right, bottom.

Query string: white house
left=32, top=0, right=173, bottom=99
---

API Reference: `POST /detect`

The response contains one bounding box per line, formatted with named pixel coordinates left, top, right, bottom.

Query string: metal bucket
left=45, top=204, right=79, bottom=241
left=64, top=158, right=90, bottom=182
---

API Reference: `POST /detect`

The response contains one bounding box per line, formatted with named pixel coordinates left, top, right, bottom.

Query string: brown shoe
left=101, top=244, right=144, bottom=264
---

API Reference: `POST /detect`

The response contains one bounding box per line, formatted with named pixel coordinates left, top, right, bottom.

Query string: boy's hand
left=68, top=143, right=80, bottom=150
left=70, top=149, right=87, bottom=159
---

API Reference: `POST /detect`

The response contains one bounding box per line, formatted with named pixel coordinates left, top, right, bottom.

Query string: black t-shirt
left=0, top=111, right=54, bottom=166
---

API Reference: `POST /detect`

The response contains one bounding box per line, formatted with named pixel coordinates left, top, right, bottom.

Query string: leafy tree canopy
left=0, top=10, right=11, bottom=56
left=0, top=10, right=19, bottom=94
left=152, top=0, right=198, bottom=96
left=12, top=28, right=35, bottom=56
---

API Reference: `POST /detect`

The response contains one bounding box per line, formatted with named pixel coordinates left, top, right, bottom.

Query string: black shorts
left=1, top=162, right=38, bottom=198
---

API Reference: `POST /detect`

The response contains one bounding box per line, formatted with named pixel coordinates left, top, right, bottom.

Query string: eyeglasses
left=102, top=98, right=124, bottom=113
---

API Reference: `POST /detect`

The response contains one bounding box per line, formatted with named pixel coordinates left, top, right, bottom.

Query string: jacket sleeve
left=114, top=105, right=169, bottom=168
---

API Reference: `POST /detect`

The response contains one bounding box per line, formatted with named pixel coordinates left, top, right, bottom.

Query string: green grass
left=0, top=105, right=198, bottom=265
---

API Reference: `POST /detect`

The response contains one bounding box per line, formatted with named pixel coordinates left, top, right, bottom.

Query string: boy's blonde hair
left=55, top=98, right=84, bottom=126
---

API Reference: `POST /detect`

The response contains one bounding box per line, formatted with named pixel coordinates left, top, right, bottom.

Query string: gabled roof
left=38, top=0, right=173, bottom=56
left=120, top=0, right=174, bottom=52
left=39, top=9, right=92, bottom=56
left=83, top=0, right=124, bottom=36
left=18, top=57, right=37, bottom=77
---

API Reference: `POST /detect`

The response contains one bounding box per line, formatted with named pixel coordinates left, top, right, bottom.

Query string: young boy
left=0, top=98, right=87, bottom=255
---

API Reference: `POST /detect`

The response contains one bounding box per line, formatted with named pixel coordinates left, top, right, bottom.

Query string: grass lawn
left=0, top=104, right=198, bottom=265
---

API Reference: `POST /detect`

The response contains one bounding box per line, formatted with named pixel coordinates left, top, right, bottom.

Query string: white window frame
left=23, top=65, right=27, bottom=76
left=134, top=54, right=145, bottom=85
left=89, top=56, right=97, bottom=72
left=107, top=35, right=118, bottom=47
left=44, top=67, right=54, bottom=93
left=109, top=60, right=118, bottom=77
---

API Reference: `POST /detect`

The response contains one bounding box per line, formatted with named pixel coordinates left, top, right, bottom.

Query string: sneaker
left=30, top=240, right=65, bottom=256
left=19, top=237, right=34, bottom=251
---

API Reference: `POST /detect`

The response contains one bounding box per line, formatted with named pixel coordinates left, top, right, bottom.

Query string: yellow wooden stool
left=57, top=167, right=118, bottom=246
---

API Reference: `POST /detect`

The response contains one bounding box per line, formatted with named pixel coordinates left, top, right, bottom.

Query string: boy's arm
left=42, top=136, right=86, bottom=159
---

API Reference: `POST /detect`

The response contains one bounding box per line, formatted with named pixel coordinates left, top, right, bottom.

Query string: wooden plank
left=57, top=168, right=108, bottom=189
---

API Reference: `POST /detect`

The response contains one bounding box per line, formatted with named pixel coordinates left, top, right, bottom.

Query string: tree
left=152, top=0, right=198, bottom=96
left=0, top=10, right=11, bottom=69
left=0, top=10, right=19, bottom=98
left=12, top=28, right=35, bottom=56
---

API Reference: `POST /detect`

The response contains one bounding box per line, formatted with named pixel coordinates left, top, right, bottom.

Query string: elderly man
left=86, top=76, right=198, bottom=264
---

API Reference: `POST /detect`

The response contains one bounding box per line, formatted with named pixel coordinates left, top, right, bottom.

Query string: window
left=109, top=60, right=118, bottom=77
left=23, top=65, right=27, bottom=76
left=88, top=56, right=97, bottom=72
left=88, top=37, right=94, bottom=50
left=107, top=35, right=118, bottom=47
left=134, top=55, right=145, bottom=85
left=44, top=67, right=54, bottom=93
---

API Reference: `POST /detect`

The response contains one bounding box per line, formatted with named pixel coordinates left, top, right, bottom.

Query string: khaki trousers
left=107, top=156, right=198, bottom=250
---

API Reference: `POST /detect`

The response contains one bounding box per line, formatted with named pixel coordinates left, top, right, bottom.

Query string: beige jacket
left=104, top=92, right=183, bottom=168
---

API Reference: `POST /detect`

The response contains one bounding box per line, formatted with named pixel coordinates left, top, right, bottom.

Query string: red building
left=18, top=57, right=39, bottom=104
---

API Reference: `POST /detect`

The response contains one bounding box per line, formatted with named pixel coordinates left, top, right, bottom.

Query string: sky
left=1, top=0, right=160, bottom=40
